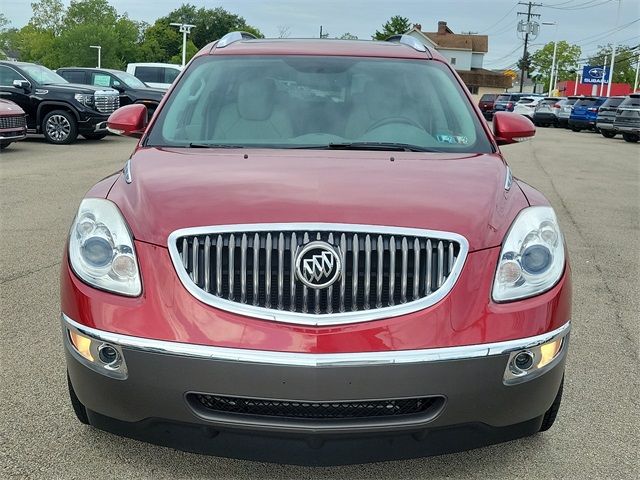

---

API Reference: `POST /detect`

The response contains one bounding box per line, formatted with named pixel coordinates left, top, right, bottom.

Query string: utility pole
left=517, top=2, right=542, bottom=92
left=170, top=23, right=195, bottom=67
left=606, top=0, right=622, bottom=96
left=574, top=68, right=580, bottom=95
left=319, top=26, right=329, bottom=38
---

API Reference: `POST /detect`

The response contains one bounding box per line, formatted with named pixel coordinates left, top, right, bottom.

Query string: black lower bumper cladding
left=86, top=409, right=544, bottom=466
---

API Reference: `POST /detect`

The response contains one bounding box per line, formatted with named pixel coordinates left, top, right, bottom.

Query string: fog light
left=538, top=337, right=563, bottom=369
left=513, top=351, right=535, bottom=372
left=69, top=330, right=94, bottom=362
left=97, top=343, right=121, bottom=368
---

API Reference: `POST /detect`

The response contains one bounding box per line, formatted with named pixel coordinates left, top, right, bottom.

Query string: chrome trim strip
left=0, top=132, right=27, bottom=141
left=123, top=159, right=132, bottom=184
left=504, top=166, right=513, bottom=191
left=167, top=223, right=470, bottom=326
left=62, top=314, right=570, bottom=367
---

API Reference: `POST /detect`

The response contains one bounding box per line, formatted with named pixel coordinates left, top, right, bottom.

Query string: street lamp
left=170, top=23, right=196, bottom=67
left=89, top=45, right=101, bottom=68
left=542, top=22, right=558, bottom=95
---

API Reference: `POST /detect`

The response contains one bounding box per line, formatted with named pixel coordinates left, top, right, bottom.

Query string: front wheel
left=539, top=377, right=564, bottom=432
left=600, top=130, right=616, bottom=139
left=0, top=142, right=10, bottom=150
left=42, top=110, right=78, bottom=144
left=622, top=133, right=639, bottom=143
left=570, top=126, right=581, bottom=132
left=81, top=132, right=107, bottom=140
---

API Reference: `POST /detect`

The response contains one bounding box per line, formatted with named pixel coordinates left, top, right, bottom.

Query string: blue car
left=568, top=96, right=606, bottom=132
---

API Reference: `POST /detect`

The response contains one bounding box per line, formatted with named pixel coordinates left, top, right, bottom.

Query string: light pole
left=607, top=0, right=622, bottom=96
left=542, top=21, right=558, bottom=95
left=600, top=55, right=608, bottom=97
left=170, top=23, right=195, bottom=67
left=634, top=50, right=639, bottom=92
left=89, top=45, right=101, bottom=68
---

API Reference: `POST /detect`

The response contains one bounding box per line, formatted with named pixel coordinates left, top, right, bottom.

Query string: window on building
left=468, top=85, right=479, bottom=94
left=450, top=57, right=456, bottom=65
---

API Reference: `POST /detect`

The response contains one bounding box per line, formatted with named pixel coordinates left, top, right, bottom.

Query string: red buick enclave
left=61, top=33, right=571, bottom=464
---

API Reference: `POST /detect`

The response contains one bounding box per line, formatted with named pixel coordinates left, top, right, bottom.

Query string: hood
left=128, top=87, right=164, bottom=101
left=41, top=82, right=117, bottom=94
left=107, top=148, right=528, bottom=252
left=0, top=99, right=25, bottom=115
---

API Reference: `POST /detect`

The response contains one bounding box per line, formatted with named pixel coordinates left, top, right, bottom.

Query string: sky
left=2, top=0, right=639, bottom=68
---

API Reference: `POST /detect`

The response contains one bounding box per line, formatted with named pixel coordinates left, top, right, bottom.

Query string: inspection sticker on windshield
left=436, top=134, right=469, bottom=145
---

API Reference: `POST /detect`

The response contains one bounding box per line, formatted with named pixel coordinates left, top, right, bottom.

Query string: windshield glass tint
left=496, top=95, right=510, bottom=102
left=22, top=64, right=68, bottom=84
left=620, top=96, right=640, bottom=107
left=146, top=56, right=492, bottom=153
left=575, top=99, right=597, bottom=107
left=115, top=71, right=147, bottom=89
left=601, top=98, right=623, bottom=108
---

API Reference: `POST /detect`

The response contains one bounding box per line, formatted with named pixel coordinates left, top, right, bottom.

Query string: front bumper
left=64, top=313, right=569, bottom=461
left=77, top=114, right=110, bottom=134
left=0, top=128, right=27, bottom=143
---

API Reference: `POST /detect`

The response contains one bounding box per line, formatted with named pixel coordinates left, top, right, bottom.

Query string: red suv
left=61, top=33, right=571, bottom=464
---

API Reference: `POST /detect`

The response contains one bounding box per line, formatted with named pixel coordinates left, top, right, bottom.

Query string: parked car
left=62, top=33, right=570, bottom=464
left=557, top=96, right=581, bottom=128
left=513, top=96, right=545, bottom=120
left=478, top=93, right=498, bottom=119
left=493, top=93, right=528, bottom=113
left=613, top=94, right=640, bottom=143
left=596, top=96, right=625, bottom=138
left=0, top=61, right=119, bottom=144
left=533, top=97, right=567, bottom=127
left=0, top=99, right=27, bottom=149
left=57, top=67, right=164, bottom=119
left=126, top=63, right=182, bottom=90
left=568, top=96, right=606, bottom=132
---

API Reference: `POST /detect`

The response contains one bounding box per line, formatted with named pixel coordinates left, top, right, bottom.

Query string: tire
left=42, top=110, right=78, bottom=144
left=67, top=373, right=89, bottom=425
left=600, top=130, right=616, bottom=139
left=570, top=126, right=581, bottom=132
left=81, top=132, right=107, bottom=140
left=539, top=377, right=563, bottom=432
left=622, top=133, right=639, bottom=143
left=0, top=142, right=10, bottom=150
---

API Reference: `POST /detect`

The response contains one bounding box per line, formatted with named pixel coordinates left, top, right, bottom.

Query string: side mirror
left=12, top=79, right=31, bottom=91
left=107, top=104, right=148, bottom=138
left=493, top=111, right=535, bottom=145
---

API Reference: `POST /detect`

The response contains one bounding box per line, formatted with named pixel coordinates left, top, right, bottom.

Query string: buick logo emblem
left=295, top=241, right=342, bottom=289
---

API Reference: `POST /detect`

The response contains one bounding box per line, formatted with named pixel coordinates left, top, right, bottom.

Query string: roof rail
left=217, top=31, right=257, bottom=48
left=385, top=34, right=427, bottom=53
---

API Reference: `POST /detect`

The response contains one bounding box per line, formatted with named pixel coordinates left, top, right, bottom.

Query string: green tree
left=373, top=15, right=411, bottom=40
left=530, top=41, right=581, bottom=88
left=30, top=0, right=65, bottom=35
left=588, top=44, right=637, bottom=85
left=338, top=33, right=358, bottom=40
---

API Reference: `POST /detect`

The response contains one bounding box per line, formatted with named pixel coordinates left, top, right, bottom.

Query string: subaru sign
left=582, top=65, right=610, bottom=84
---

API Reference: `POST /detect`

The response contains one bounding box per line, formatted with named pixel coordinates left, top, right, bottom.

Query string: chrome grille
left=94, top=91, right=120, bottom=114
left=169, top=224, right=467, bottom=325
left=0, top=115, right=26, bottom=129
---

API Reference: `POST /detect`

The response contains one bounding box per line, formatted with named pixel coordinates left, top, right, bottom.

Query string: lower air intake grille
left=189, top=393, right=441, bottom=419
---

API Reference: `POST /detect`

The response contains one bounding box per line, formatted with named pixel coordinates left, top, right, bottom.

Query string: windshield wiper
left=325, top=142, right=438, bottom=152
left=187, top=143, right=246, bottom=148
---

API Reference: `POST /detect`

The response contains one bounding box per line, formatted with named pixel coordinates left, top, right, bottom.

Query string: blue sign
left=582, top=65, right=610, bottom=84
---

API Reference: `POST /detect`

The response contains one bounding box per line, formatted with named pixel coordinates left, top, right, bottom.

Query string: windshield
left=480, top=94, right=496, bottom=101
left=496, top=95, right=511, bottom=102
left=601, top=97, right=623, bottom=108
left=113, top=71, right=148, bottom=89
left=146, top=56, right=492, bottom=153
left=575, top=99, right=598, bottom=107
left=21, top=64, right=68, bottom=85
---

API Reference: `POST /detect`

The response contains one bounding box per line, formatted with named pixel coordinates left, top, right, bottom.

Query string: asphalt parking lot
left=1, top=129, right=638, bottom=479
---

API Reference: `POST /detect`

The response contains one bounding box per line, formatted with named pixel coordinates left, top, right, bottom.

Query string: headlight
left=68, top=198, right=141, bottom=296
left=74, top=93, right=94, bottom=107
left=493, top=206, right=565, bottom=302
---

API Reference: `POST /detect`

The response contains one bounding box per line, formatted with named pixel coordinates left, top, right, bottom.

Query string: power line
left=478, top=1, right=519, bottom=33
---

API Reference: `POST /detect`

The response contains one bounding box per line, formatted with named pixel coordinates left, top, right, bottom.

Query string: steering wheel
left=365, top=116, right=423, bottom=134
